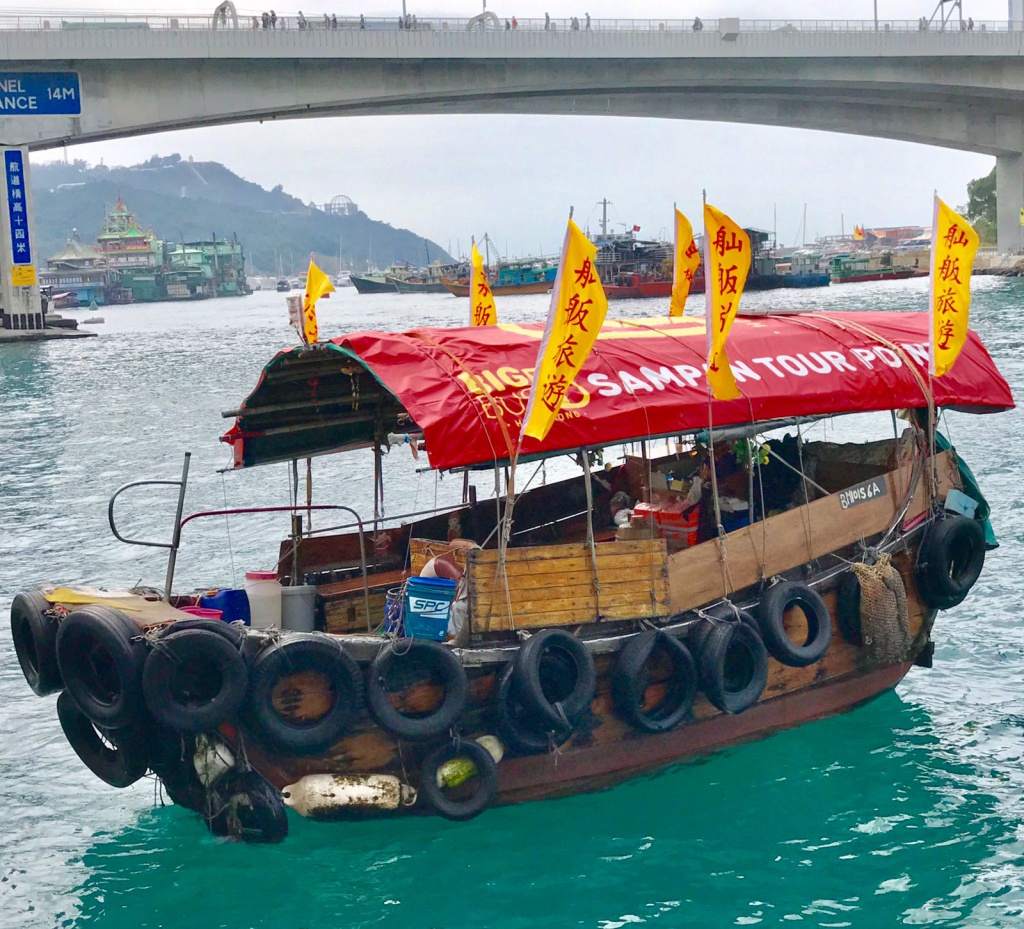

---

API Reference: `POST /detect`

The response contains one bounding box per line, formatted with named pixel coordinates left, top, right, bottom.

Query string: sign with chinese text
left=470, top=241, right=496, bottom=326
left=703, top=202, right=751, bottom=400
left=5, top=150, right=31, bottom=266
left=11, top=264, right=35, bottom=286
left=521, top=218, right=608, bottom=443
left=930, top=196, right=980, bottom=377
left=0, top=73, right=81, bottom=115
left=669, top=208, right=700, bottom=318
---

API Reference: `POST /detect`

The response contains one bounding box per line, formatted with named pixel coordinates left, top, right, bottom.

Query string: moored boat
left=11, top=311, right=1012, bottom=842
left=442, top=257, right=557, bottom=297
left=830, top=252, right=919, bottom=284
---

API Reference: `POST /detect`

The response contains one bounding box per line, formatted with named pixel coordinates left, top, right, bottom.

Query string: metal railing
left=0, top=14, right=1016, bottom=34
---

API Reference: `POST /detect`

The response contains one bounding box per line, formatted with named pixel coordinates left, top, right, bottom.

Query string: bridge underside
left=5, top=55, right=1023, bottom=248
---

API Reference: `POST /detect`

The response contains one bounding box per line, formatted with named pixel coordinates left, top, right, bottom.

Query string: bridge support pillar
left=0, top=146, right=43, bottom=333
left=996, top=152, right=1024, bottom=256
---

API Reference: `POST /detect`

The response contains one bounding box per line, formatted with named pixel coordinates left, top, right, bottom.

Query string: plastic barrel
left=281, top=585, right=317, bottom=633
left=403, top=577, right=457, bottom=641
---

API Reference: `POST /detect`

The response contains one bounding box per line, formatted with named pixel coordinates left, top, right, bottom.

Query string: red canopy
left=224, top=311, right=1013, bottom=471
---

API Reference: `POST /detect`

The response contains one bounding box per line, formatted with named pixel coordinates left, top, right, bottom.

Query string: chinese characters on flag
left=299, top=258, right=334, bottom=346
left=521, top=218, right=609, bottom=442
left=703, top=203, right=751, bottom=400
left=931, top=196, right=980, bottom=377
left=470, top=241, right=496, bottom=326
left=669, top=208, right=700, bottom=318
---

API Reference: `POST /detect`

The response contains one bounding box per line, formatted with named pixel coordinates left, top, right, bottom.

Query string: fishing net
left=851, top=553, right=911, bottom=664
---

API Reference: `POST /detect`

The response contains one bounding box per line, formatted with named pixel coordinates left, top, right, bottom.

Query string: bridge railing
left=0, top=15, right=1015, bottom=33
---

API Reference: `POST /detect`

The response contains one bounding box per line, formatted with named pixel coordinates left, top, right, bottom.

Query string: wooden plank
left=471, top=562, right=666, bottom=593
left=666, top=452, right=958, bottom=614
left=468, top=538, right=665, bottom=566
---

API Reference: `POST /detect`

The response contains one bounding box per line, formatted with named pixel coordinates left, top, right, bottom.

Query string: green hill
left=30, top=154, right=453, bottom=276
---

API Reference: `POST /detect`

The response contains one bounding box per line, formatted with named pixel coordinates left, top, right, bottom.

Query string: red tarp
left=229, top=312, right=1014, bottom=472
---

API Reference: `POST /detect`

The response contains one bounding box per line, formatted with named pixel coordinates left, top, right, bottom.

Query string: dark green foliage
left=961, top=166, right=996, bottom=246
left=30, top=156, right=452, bottom=275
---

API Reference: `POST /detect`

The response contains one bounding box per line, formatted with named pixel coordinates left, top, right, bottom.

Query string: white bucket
left=281, top=585, right=317, bottom=632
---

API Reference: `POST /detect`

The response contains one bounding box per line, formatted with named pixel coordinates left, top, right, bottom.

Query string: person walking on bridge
left=270, top=9, right=277, bottom=27
left=585, top=12, right=591, bottom=29
left=544, top=11, right=550, bottom=29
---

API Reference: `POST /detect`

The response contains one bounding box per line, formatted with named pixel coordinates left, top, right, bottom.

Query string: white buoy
left=281, top=774, right=417, bottom=819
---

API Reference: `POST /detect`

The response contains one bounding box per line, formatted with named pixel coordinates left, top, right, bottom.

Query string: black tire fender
left=612, top=630, right=697, bottom=734
left=494, top=662, right=573, bottom=755
left=366, top=639, right=467, bottom=742
left=916, top=516, right=986, bottom=610
left=419, top=739, right=498, bottom=822
left=143, top=629, right=249, bottom=734
left=56, top=691, right=149, bottom=788
left=698, top=621, right=769, bottom=715
left=689, top=605, right=761, bottom=658
left=206, top=768, right=289, bottom=843
left=757, top=581, right=832, bottom=668
left=836, top=573, right=864, bottom=645
left=55, top=605, right=148, bottom=728
left=10, top=589, right=63, bottom=696
left=159, top=616, right=247, bottom=649
left=248, top=634, right=363, bottom=755
left=512, top=628, right=596, bottom=730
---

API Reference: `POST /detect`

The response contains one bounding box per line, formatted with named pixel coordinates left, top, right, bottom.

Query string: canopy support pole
left=581, top=448, right=602, bottom=620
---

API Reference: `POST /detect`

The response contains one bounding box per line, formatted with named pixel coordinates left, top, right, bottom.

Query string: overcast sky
left=29, top=0, right=1010, bottom=257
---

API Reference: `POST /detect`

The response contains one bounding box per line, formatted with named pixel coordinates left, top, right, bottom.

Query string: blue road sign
left=5, top=150, right=32, bottom=265
left=0, top=73, right=81, bottom=116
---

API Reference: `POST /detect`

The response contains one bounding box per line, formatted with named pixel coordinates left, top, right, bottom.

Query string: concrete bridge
left=1, top=12, right=1023, bottom=329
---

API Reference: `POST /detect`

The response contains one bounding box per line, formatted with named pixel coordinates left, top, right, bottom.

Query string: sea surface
left=1, top=279, right=1023, bottom=929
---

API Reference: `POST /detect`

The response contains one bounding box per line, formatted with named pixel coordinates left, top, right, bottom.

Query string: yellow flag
left=521, top=218, right=608, bottom=443
left=704, top=203, right=751, bottom=401
left=670, top=208, right=701, bottom=318
left=931, top=196, right=980, bottom=377
left=302, top=259, right=334, bottom=345
left=470, top=241, right=497, bottom=326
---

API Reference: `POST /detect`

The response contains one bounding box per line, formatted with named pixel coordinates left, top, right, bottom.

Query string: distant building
left=40, top=231, right=109, bottom=306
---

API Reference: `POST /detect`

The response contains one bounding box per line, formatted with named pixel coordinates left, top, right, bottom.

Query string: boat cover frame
left=221, top=312, right=1013, bottom=471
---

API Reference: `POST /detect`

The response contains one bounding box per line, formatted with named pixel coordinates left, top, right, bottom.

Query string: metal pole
left=163, top=453, right=192, bottom=602
left=874, top=0, right=878, bottom=30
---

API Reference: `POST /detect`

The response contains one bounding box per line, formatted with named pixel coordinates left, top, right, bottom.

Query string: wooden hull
left=442, top=278, right=554, bottom=297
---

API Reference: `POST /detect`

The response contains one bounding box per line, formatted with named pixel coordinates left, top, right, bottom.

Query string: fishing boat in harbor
left=442, top=257, right=557, bottom=297
left=10, top=304, right=1012, bottom=841
left=830, top=252, right=919, bottom=284
left=388, top=261, right=456, bottom=294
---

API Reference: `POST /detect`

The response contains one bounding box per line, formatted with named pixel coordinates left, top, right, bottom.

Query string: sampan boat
left=10, top=310, right=1013, bottom=842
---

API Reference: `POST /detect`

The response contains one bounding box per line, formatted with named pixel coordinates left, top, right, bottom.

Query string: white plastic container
left=281, top=585, right=317, bottom=632
left=244, top=570, right=282, bottom=629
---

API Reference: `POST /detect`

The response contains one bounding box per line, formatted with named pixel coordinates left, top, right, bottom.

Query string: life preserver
left=697, top=621, right=769, bottom=714
left=512, top=628, right=596, bottom=730
left=367, top=639, right=467, bottom=741
left=248, top=634, right=363, bottom=755
left=55, top=605, right=148, bottom=728
left=56, top=691, right=149, bottom=788
left=916, top=515, right=985, bottom=610
left=10, top=589, right=63, bottom=696
left=206, top=768, right=289, bottom=843
left=142, top=628, right=249, bottom=734
left=612, top=630, right=697, bottom=734
left=494, top=662, right=573, bottom=754
left=418, top=739, right=498, bottom=821
left=757, top=581, right=832, bottom=667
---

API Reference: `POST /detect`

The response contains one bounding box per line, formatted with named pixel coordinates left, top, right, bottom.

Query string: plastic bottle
left=244, top=570, right=283, bottom=629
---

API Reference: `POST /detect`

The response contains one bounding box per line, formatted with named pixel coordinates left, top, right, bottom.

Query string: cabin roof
left=221, top=311, right=1014, bottom=471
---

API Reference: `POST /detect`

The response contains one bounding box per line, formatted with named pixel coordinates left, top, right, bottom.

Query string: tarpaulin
left=224, top=311, right=1013, bottom=471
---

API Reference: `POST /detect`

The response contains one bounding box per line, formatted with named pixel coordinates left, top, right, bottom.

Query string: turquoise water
left=2, top=279, right=1023, bottom=928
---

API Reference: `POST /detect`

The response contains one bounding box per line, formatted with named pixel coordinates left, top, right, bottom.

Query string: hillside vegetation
left=31, top=154, right=452, bottom=275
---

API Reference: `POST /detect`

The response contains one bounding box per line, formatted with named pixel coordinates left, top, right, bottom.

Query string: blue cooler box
left=403, top=577, right=457, bottom=641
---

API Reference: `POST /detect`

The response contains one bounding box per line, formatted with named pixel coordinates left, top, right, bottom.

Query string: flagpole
left=702, top=192, right=726, bottom=561
left=927, top=191, right=941, bottom=502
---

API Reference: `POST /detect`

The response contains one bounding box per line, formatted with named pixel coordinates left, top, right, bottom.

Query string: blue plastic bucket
left=403, top=577, right=457, bottom=641
left=198, top=588, right=251, bottom=625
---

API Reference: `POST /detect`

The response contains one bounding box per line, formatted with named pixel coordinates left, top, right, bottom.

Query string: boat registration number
left=838, top=476, right=888, bottom=509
